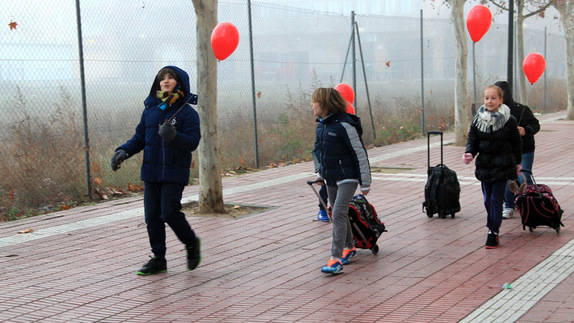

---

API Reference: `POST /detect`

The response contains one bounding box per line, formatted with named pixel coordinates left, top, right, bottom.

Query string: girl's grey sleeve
left=341, top=122, right=371, bottom=189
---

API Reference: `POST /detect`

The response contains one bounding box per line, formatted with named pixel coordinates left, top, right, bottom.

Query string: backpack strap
left=166, top=103, right=193, bottom=124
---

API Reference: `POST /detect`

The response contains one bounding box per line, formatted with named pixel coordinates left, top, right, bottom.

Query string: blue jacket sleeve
left=118, top=111, right=146, bottom=156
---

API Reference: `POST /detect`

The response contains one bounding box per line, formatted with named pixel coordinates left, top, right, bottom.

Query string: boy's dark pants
left=318, top=184, right=328, bottom=210
left=481, top=180, right=506, bottom=234
left=144, top=182, right=197, bottom=259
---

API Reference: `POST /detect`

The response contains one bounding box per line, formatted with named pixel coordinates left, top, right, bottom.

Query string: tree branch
left=523, top=0, right=555, bottom=19
left=488, top=0, right=509, bottom=11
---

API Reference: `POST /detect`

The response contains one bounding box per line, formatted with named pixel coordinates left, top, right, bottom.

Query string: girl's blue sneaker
left=321, top=259, right=343, bottom=274
left=317, top=209, right=329, bottom=222
left=341, top=247, right=357, bottom=265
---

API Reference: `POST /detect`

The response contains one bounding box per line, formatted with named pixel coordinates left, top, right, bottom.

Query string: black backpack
left=422, top=131, right=461, bottom=218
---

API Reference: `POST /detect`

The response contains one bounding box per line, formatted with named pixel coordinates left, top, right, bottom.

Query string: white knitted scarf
left=473, top=104, right=511, bottom=133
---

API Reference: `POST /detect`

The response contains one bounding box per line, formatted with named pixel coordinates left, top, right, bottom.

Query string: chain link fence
left=0, top=0, right=567, bottom=218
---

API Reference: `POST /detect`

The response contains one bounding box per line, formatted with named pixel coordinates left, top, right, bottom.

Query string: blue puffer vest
left=117, top=66, right=201, bottom=185
left=313, top=112, right=368, bottom=186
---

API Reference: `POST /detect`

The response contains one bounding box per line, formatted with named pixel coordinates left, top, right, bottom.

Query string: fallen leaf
left=18, top=228, right=33, bottom=234
left=9, top=188, right=15, bottom=200
left=8, top=21, right=17, bottom=30
left=127, top=183, right=143, bottom=192
left=94, top=187, right=109, bottom=200
left=60, top=205, right=71, bottom=211
left=191, top=160, right=195, bottom=169
left=385, top=61, right=391, bottom=67
left=92, top=162, right=101, bottom=173
left=257, top=91, right=262, bottom=98
left=233, top=205, right=240, bottom=209
left=94, top=177, right=102, bottom=186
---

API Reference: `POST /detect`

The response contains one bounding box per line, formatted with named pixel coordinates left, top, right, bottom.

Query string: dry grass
left=0, top=80, right=562, bottom=221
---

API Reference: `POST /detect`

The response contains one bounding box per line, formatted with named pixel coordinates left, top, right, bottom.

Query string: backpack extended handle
left=427, top=131, right=443, bottom=168
left=307, top=180, right=329, bottom=213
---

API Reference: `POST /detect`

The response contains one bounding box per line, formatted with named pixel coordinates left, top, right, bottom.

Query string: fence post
left=247, top=0, right=259, bottom=168
left=543, top=26, right=547, bottom=113
left=354, top=22, right=376, bottom=140
left=507, top=0, right=514, bottom=89
left=420, top=9, right=425, bottom=135
left=75, top=0, right=92, bottom=199
left=351, top=11, right=356, bottom=111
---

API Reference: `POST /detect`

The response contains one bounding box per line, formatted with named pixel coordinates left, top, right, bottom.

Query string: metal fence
left=0, top=0, right=567, bottom=216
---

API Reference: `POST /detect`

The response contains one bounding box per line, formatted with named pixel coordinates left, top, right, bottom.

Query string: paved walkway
left=1, top=111, right=573, bottom=322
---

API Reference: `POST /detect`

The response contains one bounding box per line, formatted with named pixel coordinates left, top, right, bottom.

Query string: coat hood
left=494, top=81, right=515, bottom=107
left=319, top=112, right=363, bottom=137
left=144, top=65, right=198, bottom=108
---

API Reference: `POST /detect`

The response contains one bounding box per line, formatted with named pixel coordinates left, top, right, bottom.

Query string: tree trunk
left=450, top=0, right=471, bottom=146
left=516, top=0, right=528, bottom=104
left=192, top=0, right=225, bottom=213
left=559, top=1, right=574, bottom=120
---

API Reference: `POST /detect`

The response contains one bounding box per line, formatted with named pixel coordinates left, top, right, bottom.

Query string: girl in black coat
left=462, top=85, right=522, bottom=248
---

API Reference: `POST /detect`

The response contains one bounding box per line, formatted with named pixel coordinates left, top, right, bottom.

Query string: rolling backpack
left=348, top=194, right=386, bottom=255
left=514, top=170, right=564, bottom=233
left=307, top=181, right=386, bottom=255
left=422, top=131, right=461, bottom=218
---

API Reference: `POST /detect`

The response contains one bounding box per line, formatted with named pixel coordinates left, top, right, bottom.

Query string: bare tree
left=449, top=0, right=473, bottom=145
left=553, top=0, right=574, bottom=119
left=191, top=0, right=225, bottom=213
left=428, top=0, right=471, bottom=144
left=487, top=0, right=554, bottom=104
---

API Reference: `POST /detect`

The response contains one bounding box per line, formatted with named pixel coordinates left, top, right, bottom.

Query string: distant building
left=255, top=0, right=421, bottom=16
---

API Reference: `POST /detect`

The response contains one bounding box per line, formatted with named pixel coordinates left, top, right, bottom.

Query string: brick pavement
left=1, top=111, right=573, bottom=322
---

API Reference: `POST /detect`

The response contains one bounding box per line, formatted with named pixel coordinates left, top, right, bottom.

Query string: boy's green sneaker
left=137, top=256, right=167, bottom=276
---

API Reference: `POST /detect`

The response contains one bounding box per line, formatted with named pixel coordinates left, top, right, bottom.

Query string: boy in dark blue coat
left=111, top=66, right=201, bottom=275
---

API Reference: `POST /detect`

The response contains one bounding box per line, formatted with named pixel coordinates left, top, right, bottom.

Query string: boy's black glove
left=158, top=122, right=177, bottom=142
left=110, top=149, right=128, bottom=171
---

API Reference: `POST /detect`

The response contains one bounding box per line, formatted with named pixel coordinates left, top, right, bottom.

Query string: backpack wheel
left=427, top=213, right=433, bottom=218
left=371, top=244, right=379, bottom=255
left=556, top=225, right=561, bottom=234
left=451, top=212, right=455, bottom=218
left=528, top=226, right=534, bottom=232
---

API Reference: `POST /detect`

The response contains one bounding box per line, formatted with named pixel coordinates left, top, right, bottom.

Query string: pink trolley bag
left=514, top=170, right=564, bottom=233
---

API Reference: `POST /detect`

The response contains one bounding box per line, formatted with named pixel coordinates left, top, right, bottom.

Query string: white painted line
left=372, top=175, right=574, bottom=186
left=0, top=172, right=312, bottom=248
left=459, top=238, right=574, bottom=323
left=369, top=140, right=455, bottom=163
left=377, top=173, right=574, bottom=182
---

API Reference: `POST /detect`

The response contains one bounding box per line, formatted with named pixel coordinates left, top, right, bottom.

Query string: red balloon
left=523, top=53, right=546, bottom=85
left=335, top=83, right=354, bottom=103
left=211, top=22, right=239, bottom=61
left=466, top=5, right=492, bottom=42
left=346, top=103, right=355, bottom=115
